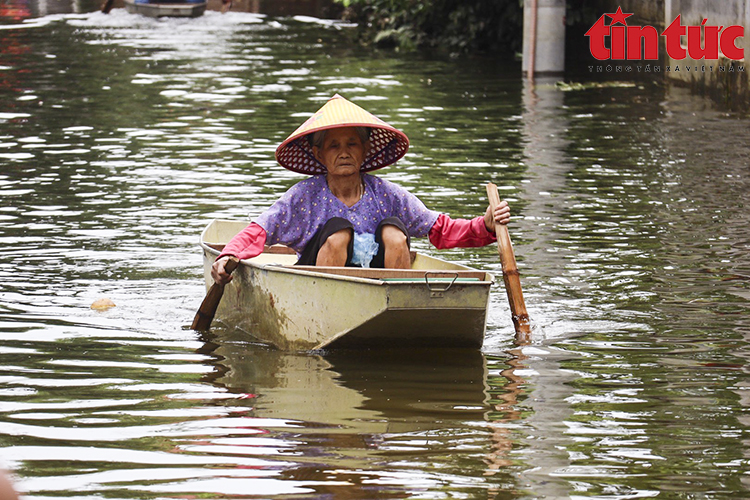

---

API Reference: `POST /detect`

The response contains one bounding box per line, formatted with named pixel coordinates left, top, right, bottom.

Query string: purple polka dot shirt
left=254, top=174, right=440, bottom=254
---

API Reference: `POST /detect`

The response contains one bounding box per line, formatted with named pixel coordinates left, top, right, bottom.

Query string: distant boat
left=124, top=0, right=206, bottom=18
left=199, top=219, right=494, bottom=350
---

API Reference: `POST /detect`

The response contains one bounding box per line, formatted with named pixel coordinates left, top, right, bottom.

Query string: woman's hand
left=211, top=256, right=235, bottom=286
left=484, top=200, right=511, bottom=233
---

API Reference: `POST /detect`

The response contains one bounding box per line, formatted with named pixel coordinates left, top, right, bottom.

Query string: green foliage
left=338, top=0, right=523, bottom=55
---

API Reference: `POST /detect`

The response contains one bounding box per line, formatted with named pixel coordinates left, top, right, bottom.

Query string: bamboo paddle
left=486, top=183, right=531, bottom=340
left=191, top=256, right=239, bottom=331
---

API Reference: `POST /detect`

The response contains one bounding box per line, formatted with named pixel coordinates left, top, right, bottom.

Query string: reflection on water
left=199, top=334, right=524, bottom=496
left=0, top=3, right=749, bottom=499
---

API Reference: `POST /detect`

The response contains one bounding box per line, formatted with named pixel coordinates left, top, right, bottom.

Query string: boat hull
left=125, top=0, right=206, bottom=17
left=200, top=219, right=493, bottom=350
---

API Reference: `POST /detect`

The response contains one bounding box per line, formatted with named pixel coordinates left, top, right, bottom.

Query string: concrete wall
left=665, top=0, right=748, bottom=110
left=604, top=0, right=664, bottom=26
left=523, top=0, right=566, bottom=75
left=595, top=0, right=748, bottom=110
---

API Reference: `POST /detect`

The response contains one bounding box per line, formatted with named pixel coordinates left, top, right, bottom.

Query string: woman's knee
left=322, top=228, right=353, bottom=251
left=380, top=224, right=408, bottom=248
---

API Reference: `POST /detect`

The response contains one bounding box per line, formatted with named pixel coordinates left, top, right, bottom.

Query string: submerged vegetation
left=333, top=0, right=602, bottom=57
left=336, top=0, right=524, bottom=56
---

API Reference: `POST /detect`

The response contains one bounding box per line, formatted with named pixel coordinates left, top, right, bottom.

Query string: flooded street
left=1, top=5, right=750, bottom=499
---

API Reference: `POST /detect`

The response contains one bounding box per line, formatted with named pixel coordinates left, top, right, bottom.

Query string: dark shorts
left=296, top=217, right=410, bottom=267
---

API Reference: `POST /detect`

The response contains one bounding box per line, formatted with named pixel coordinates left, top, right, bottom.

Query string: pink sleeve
left=217, top=222, right=268, bottom=261
left=428, top=213, right=497, bottom=249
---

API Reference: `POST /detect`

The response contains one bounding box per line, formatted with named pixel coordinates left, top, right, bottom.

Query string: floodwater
left=1, top=5, right=749, bottom=499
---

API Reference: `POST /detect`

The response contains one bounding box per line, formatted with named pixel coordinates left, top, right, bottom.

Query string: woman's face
left=313, top=127, right=368, bottom=178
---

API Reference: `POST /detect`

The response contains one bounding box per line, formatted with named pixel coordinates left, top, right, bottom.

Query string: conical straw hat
left=275, top=94, right=409, bottom=175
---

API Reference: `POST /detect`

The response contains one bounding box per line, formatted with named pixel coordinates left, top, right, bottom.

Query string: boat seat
left=380, top=278, right=480, bottom=282
left=290, top=266, right=488, bottom=281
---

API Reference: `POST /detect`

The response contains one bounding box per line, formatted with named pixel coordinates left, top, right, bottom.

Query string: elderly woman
left=211, top=94, right=510, bottom=285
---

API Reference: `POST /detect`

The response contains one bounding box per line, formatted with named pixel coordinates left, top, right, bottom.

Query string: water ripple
left=0, top=5, right=749, bottom=499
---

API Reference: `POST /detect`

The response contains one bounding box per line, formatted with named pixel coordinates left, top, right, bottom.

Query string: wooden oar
left=486, top=182, right=531, bottom=341
left=191, top=256, right=239, bottom=331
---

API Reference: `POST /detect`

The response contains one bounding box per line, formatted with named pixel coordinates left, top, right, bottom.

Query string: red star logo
left=607, top=6, right=633, bottom=25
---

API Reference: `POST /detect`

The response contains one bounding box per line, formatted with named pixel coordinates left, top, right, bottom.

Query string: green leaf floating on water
left=555, top=81, right=638, bottom=91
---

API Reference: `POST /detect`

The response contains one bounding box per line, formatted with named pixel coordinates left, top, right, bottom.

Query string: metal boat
left=200, top=219, right=493, bottom=350
left=124, top=0, right=206, bottom=18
